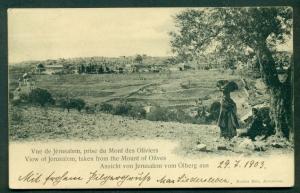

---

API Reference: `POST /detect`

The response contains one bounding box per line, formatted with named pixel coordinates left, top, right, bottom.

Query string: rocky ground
left=9, top=106, right=293, bottom=157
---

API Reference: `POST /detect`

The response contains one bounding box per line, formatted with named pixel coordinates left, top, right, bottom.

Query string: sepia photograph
left=8, top=7, right=294, bottom=188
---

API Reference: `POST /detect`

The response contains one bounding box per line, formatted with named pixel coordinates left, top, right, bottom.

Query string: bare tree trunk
left=255, top=42, right=292, bottom=138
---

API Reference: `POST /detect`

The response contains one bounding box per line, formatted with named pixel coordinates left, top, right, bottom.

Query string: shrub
left=28, top=88, right=55, bottom=106
left=99, top=102, right=145, bottom=119
left=19, top=93, right=29, bottom=102
left=146, top=107, right=196, bottom=123
left=165, top=110, right=177, bottom=121
left=85, top=105, right=95, bottom=114
left=171, top=109, right=201, bottom=123
left=11, top=99, right=21, bottom=106
left=113, top=103, right=133, bottom=115
left=146, top=106, right=169, bottom=121
left=57, top=98, right=69, bottom=110
left=57, top=97, right=86, bottom=112
left=69, top=98, right=85, bottom=112
left=167, top=109, right=186, bottom=122
left=9, top=92, right=28, bottom=106
left=128, top=105, right=146, bottom=119
left=204, top=66, right=210, bottom=70
left=99, top=103, right=114, bottom=113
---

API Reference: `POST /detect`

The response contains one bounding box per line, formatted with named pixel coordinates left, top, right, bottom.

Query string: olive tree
left=170, top=7, right=293, bottom=138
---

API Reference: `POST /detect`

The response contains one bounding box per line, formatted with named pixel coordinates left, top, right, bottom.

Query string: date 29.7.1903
left=217, top=160, right=265, bottom=169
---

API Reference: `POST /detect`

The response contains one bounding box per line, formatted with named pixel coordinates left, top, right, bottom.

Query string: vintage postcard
left=8, top=8, right=294, bottom=189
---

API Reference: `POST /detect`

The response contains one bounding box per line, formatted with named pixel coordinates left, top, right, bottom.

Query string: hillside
left=9, top=106, right=293, bottom=157
left=9, top=67, right=292, bottom=157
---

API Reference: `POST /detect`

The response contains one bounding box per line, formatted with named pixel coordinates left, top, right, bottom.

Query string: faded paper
left=8, top=8, right=294, bottom=189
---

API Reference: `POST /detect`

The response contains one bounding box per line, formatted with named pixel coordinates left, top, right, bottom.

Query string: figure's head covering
left=224, top=81, right=239, bottom=92
left=217, top=80, right=238, bottom=92
left=217, top=80, right=229, bottom=90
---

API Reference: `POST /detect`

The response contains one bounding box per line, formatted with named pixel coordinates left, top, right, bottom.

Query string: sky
left=8, top=8, right=293, bottom=64
left=8, top=8, right=182, bottom=64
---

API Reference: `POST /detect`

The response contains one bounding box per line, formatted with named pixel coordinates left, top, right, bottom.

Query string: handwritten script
left=18, top=170, right=230, bottom=187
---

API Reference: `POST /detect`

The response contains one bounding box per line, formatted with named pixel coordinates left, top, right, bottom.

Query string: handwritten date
left=217, top=160, right=265, bottom=169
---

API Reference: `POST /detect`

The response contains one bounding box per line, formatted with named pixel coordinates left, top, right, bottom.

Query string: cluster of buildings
left=33, top=50, right=292, bottom=75
left=33, top=57, right=197, bottom=75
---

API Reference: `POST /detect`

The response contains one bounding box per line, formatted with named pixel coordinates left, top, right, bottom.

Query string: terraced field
left=14, top=70, right=240, bottom=104
left=10, top=69, right=253, bottom=119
